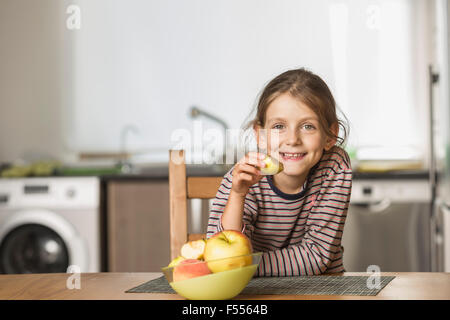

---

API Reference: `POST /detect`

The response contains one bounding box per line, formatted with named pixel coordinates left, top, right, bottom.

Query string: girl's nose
left=286, top=129, right=302, bottom=145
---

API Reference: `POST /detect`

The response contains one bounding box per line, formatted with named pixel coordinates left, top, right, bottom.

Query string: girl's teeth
left=281, top=153, right=305, bottom=159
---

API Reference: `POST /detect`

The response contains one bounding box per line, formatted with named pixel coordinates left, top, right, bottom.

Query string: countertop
left=99, top=164, right=430, bottom=181
left=0, top=162, right=430, bottom=181
left=0, top=272, right=448, bottom=300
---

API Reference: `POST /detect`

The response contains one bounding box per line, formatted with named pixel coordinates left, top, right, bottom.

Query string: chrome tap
left=189, top=106, right=229, bottom=163
left=190, top=106, right=229, bottom=131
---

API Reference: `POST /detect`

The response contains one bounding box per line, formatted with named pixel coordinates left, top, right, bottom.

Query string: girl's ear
left=324, top=122, right=339, bottom=151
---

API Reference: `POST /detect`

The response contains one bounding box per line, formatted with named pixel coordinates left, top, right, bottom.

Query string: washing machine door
left=0, top=209, right=88, bottom=274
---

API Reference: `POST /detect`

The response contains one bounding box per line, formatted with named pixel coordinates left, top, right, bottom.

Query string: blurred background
left=0, top=0, right=449, bottom=274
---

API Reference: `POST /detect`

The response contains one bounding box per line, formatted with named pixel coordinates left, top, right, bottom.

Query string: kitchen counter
left=100, top=164, right=429, bottom=181
left=0, top=161, right=430, bottom=181
left=0, top=272, right=448, bottom=300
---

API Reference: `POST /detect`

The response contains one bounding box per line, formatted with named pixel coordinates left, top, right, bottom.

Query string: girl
left=206, top=68, right=352, bottom=276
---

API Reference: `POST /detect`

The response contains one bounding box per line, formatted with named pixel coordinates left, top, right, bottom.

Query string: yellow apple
left=181, top=239, right=206, bottom=260
left=203, top=230, right=253, bottom=273
left=168, top=255, right=186, bottom=268
left=172, top=259, right=211, bottom=282
left=259, top=155, right=283, bottom=175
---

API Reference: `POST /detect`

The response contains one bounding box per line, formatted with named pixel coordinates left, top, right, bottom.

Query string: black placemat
left=126, top=275, right=395, bottom=296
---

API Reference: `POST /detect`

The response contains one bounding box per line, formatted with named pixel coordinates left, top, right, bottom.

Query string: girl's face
left=256, top=93, right=336, bottom=177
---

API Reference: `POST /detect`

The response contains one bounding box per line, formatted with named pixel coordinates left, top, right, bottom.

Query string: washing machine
left=0, top=177, right=100, bottom=273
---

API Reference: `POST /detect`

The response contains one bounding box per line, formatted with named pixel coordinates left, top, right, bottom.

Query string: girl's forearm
left=221, top=190, right=247, bottom=231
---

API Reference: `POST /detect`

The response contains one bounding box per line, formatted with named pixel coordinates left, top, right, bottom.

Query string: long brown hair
left=243, top=68, right=349, bottom=147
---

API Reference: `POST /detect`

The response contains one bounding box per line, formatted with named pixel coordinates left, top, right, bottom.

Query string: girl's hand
left=231, top=152, right=266, bottom=197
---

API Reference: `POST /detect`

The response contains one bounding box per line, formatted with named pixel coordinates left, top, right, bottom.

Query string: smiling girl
left=206, top=68, right=352, bottom=276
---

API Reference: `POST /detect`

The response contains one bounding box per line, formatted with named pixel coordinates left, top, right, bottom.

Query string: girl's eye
left=272, top=124, right=284, bottom=130
left=303, top=124, right=315, bottom=131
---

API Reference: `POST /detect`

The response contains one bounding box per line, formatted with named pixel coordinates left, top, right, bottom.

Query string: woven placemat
left=126, top=275, right=395, bottom=296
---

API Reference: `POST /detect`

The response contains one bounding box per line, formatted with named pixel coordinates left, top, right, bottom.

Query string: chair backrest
left=168, top=150, right=223, bottom=260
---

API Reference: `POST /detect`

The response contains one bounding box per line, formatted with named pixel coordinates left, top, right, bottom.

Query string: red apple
left=172, top=259, right=211, bottom=282
left=203, top=230, right=253, bottom=273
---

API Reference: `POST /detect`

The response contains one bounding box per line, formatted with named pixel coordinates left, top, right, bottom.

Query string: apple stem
left=223, top=233, right=230, bottom=243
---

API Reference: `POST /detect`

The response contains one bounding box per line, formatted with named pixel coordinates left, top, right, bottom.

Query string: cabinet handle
left=351, top=198, right=392, bottom=213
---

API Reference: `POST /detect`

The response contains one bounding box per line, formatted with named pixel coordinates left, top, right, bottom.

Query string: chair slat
left=169, top=150, right=224, bottom=260
left=169, top=150, right=188, bottom=260
left=187, top=176, right=223, bottom=199
left=188, top=233, right=206, bottom=241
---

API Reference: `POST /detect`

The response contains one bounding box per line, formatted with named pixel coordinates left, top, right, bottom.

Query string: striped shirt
left=206, top=146, right=352, bottom=276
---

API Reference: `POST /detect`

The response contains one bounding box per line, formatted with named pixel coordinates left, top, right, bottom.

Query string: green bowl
left=161, top=252, right=262, bottom=300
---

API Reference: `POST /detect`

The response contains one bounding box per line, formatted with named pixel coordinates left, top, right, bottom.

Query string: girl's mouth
left=279, top=152, right=307, bottom=162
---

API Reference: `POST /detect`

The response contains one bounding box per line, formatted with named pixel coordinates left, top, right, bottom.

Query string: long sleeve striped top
left=206, top=146, right=352, bottom=276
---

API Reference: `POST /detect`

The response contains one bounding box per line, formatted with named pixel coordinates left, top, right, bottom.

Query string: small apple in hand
left=181, top=239, right=206, bottom=260
left=172, top=259, right=211, bottom=282
left=204, top=230, right=253, bottom=273
left=259, top=155, right=283, bottom=175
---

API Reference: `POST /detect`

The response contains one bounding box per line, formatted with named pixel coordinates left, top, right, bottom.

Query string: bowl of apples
left=161, top=230, right=262, bottom=300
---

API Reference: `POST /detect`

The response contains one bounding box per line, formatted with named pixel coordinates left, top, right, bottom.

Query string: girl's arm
left=256, top=148, right=352, bottom=276
left=206, top=170, right=258, bottom=238
left=220, top=190, right=246, bottom=231
left=207, top=152, right=265, bottom=236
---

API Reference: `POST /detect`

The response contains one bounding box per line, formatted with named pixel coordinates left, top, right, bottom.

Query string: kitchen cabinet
left=107, top=180, right=171, bottom=272
left=105, top=178, right=210, bottom=272
left=343, top=178, right=432, bottom=272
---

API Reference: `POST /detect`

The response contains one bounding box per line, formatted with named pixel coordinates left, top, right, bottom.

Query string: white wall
left=69, top=0, right=337, bottom=158
left=0, top=0, right=66, bottom=163
left=0, top=0, right=434, bottom=164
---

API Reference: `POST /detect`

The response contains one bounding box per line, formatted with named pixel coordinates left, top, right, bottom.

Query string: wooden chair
left=168, top=150, right=223, bottom=260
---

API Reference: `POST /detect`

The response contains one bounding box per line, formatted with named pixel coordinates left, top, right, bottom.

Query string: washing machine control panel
left=0, top=177, right=99, bottom=209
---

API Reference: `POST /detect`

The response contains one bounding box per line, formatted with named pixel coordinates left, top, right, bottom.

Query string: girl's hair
left=243, top=68, right=349, bottom=147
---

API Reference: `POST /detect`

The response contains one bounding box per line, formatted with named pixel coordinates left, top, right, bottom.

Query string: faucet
left=118, top=124, right=140, bottom=173
left=189, top=106, right=229, bottom=164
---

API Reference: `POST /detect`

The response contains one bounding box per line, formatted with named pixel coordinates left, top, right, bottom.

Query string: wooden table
left=0, top=272, right=449, bottom=300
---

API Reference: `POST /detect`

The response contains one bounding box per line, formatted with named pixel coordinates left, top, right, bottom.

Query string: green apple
left=259, top=155, right=283, bottom=175
left=203, top=230, right=253, bottom=273
left=168, top=256, right=186, bottom=268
